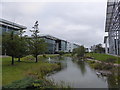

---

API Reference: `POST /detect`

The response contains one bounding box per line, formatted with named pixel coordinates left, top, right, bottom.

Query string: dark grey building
left=104, top=0, right=120, bottom=55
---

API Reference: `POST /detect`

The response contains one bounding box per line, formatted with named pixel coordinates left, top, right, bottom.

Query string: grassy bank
left=2, top=55, right=60, bottom=86
left=85, top=53, right=120, bottom=64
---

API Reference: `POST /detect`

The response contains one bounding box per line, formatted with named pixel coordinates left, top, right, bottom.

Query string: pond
left=46, top=57, right=119, bottom=88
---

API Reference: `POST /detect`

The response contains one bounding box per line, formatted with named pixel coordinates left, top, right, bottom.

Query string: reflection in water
left=47, top=57, right=119, bottom=88
left=76, top=61, right=86, bottom=75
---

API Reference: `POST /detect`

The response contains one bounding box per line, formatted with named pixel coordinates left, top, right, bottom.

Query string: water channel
left=46, top=57, right=119, bottom=88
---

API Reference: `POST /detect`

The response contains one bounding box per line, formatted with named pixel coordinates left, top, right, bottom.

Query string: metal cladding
left=104, top=0, right=120, bottom=55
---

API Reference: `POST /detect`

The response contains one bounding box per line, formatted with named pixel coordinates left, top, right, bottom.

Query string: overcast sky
left=1, top=0, right=107, bottom=48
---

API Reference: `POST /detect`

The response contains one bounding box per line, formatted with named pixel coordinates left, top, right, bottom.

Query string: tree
left=15, top=30, right=28, bottom=62
left=76, top=46, right=85, bottom=57
left=2, top=31, right=20, bottom=65
left=72, top=46, right=85, bottom=58
left=29, top=21, right=47, bottom=63
left=71, top=48, right=77, bottom=56
left=92, top=44, right=105, bottom=53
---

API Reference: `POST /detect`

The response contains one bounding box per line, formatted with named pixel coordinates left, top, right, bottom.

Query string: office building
left=104, top=0, right=120, bottom=55
left=40, top=35, right=79, bottom=54
left=0, top=18, right=27, bottom=34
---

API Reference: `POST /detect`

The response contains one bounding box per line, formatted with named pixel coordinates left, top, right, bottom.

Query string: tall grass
left=85, top=53, right=120, bottom=64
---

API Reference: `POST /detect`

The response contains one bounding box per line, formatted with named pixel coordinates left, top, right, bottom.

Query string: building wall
left=45, top=38, right=55, bottom=54
left=105, top=0, right=120, bottom=55
left=61, top=40, right=67, bottom=52
left=1, top=25, right=19, bottom=34
left=0, top=18, right=27, bottom=35
left=66, top=42, right=71, bottom=52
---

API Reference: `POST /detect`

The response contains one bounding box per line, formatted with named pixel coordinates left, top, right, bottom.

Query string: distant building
left=104, top=0, right=120, bottom=55
left=0, top=18, right=27, bottom=34
left=40, top=35, right=80, bottom=54
left=0, top=18, right=80, bottom=55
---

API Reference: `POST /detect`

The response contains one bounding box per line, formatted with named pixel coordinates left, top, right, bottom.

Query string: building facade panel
left=104, top=0, right=120, bottom=56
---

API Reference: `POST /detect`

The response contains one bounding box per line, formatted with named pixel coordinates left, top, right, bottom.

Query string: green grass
left=85, top=53, right=120, bottom=64
left=63, top=53, right=71, bottom=57
left=2, top=55, right=60, bottom=85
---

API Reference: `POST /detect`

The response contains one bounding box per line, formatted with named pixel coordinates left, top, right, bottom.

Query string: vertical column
left=105, top=37, right=108, bottom=54
left=118, top=2, right=120, bottom=55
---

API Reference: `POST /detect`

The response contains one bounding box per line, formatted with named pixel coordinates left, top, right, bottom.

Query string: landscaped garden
left=2, top=55, right=61, bottom=88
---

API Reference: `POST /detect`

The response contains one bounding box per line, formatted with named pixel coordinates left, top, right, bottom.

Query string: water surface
left=47, top=57, right=109, bottom=88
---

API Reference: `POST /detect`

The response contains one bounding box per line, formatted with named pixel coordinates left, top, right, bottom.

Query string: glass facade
left=44, top=38, right=55, bottom=54
left=1, top=25, right=19, bottom=34
left=60, top=41, right=67, bottom=52
left=40, top=35, right=79, bottom=54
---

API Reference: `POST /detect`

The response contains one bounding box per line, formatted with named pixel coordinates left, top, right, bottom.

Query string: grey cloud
left=2, top=2, right=107, bottom=48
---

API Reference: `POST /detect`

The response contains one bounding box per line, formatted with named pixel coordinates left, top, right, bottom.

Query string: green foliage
left=77, top=46, right=85, bottom=57
left=2, top=32, right=19, bottom=57
left=71, top=48, right=77, bottom=56
left=15, top=30, right=28, bottom=61
left=28, top=21, right=47, bottom=63
left=2, top=31, right=28, bottom=64
left=43, top=54, right=47, bottom=58
left=90, top=62, right=113, bottom=70
left=3, top=77, right=34, bottom=88
left=2, top=31, right=22, bottom=64
left=2, top=55, right=60, bottom=85
left=58, top=51, right=65, bottom=56
left=91, top=44, right=105, bottom=53
left=105, top=58, right=116, bottom=63
left=72, top=46, right=85, bottom=58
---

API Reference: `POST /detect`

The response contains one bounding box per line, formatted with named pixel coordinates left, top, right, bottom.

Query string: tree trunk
left=18, top=57, right=21, bottom=62
left=11, top=56, right=14, bottom=65
left=35, top=55, right=38, bottom=63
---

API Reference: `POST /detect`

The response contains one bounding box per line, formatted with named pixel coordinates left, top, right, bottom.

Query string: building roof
left=0, top=18, right=27, bottom=30
left=40, top=34, right=67, bottom=42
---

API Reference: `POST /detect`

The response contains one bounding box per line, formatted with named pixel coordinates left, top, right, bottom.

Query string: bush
left=105, top=58, right=116, bottom=63
left=43, top=54, right=47, bottom=58
left=91, top=62, right=113, bottom=70
left=58, top=51, right=65, bottom=56
left=3, top=77, right=34, bottom=88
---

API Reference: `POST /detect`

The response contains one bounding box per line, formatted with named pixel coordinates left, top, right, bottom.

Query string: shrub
left=3, top=77, right=34, bottom=88
left=105, top=58, right=116, bottom=63
left=43, top=54, right=47, bottom=58
left=58, top=51, right=65, bottom=56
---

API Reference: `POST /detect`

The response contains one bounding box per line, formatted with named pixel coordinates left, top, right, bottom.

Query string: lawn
left=2, top=55, right=60, bottom=86
left=85, top=53, right=120, bottom=64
